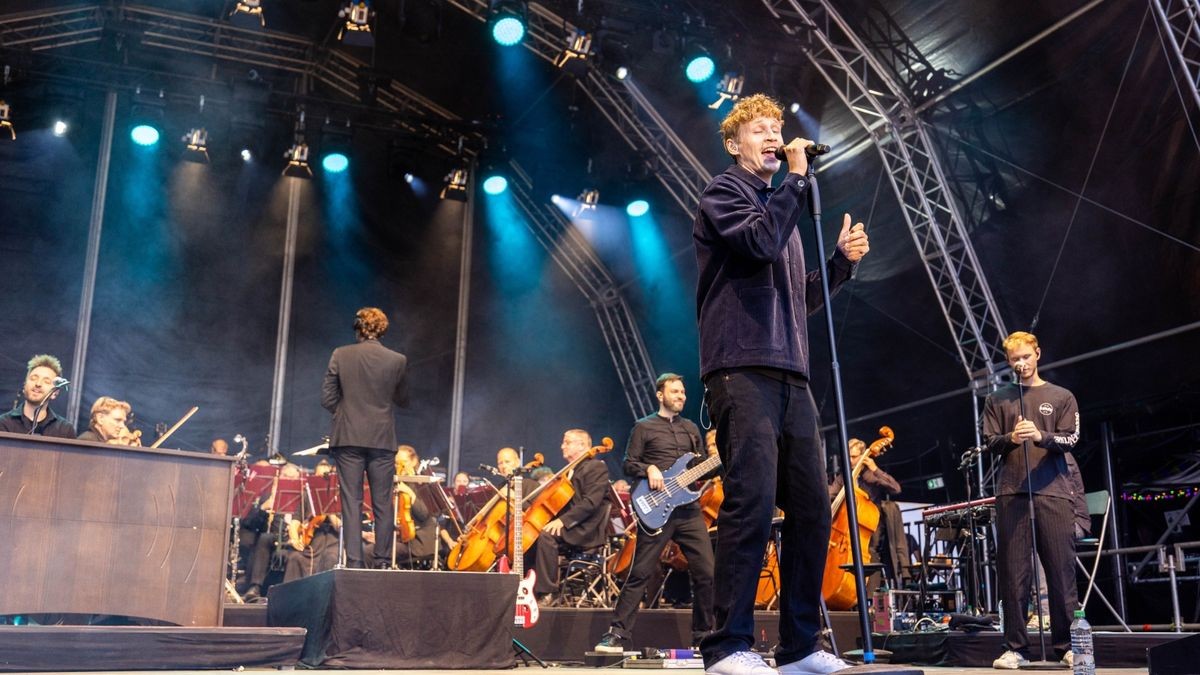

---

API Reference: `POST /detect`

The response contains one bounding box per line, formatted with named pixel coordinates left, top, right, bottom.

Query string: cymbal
left=292, top=441, right=329, bottom=456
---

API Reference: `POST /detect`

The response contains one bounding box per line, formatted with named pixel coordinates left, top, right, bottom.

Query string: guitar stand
left=513, top=638, right=548, bottom=668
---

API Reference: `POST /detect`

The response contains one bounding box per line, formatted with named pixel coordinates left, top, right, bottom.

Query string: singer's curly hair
left=26, top=354, right=63, bottom=377
left=353, top=307, right=389, bottom=340
left=719, top=93, right=784, bottom=146
left=1002, top=331, right=1039, bottom=354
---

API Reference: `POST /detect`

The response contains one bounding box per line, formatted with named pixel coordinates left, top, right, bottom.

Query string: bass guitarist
left=595, top=373, right=715, bottom=653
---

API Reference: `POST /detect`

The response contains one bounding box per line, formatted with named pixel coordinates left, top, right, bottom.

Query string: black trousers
left=532, top=530, right=567, bottom=595
left=610, top=505, right=715, bottom=644
left=283, top=529, right=340, bottom=582
left=699, top=371, right=829, bottom=668
left=996, top=493, right=1078, bottom=659
left=332, top=446, right=396, bottom=568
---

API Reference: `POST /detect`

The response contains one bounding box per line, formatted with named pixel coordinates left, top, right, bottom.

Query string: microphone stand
left=806, top=163, right=879, bottom=665
left=26, top=383, right=67, bottom=435
left=1014, top=373, right=1058, bottom=670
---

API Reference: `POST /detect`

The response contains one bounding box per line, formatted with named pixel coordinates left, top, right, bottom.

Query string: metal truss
left=441, top=0, right=711, bottom=215
left=1151, top=0, right=1200, bottom=113
left=0, top=4, right=103, bottom=51
left=0, top=4, right=481, bottom=154
left=761, top=0, right=1010, bottom=380
left=505, top=163, right=658, bottom=419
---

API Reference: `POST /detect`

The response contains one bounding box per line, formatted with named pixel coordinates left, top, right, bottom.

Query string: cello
left=821, top=426, right=894, bottom=610
left=446, top=453, right=545, bottom=571
left=509, top=437, right=613, bottom=557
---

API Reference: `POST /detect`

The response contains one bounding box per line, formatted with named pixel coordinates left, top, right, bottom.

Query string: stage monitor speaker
left=1148, top=632, right=1200, bottom=675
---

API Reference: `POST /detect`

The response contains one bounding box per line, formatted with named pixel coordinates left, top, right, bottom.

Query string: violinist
left=0, top=354, right=75, bottom=437
left=595, top=374, right=714, bottom=653
left=393, top=445, right=438, bottom=566
left=241, top=462, right=304, bottom=602
left=77, top=396, right=135, bottom=444
left=827, top=438, right=906, bottom=592
left=531, top=429, right=611, bottom=604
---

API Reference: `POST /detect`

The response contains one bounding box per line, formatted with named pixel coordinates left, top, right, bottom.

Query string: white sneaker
left=992, top=650, right=1030, bottom=669
left=1061, top=651, right=1074, bottom=668
left=705, top=651, right=777, bottom=675
left=777, top=650, right=851, bottom=674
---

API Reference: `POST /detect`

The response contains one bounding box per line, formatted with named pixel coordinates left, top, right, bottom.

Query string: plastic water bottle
left=1069, top=609, right=1095, bottom=675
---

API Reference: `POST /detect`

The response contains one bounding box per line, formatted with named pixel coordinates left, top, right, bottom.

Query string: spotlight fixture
left=53, top=120, right=69, bottom=136
left=403, top=172, right=415, bottom=184
left=323, top=152, right=349, bottom=173
left=182, top=128, right=210, bottom=163
left=229, top=0, right=265, bottom=30
left=554, top=28, right=593, bottom=70
left=129, top=87, right=165, bottom=147
left=626, top=199, right=649, bottom=217
left=337, top=1, right=375, bottom=48
left=240, top=148, right=253, bottom=162
left=440, top=167, right=469, bottom=201
left=574, top=188, right=599, bottom=216
left=0, top=100, right=14, bottom=140
left=615, top=66, right=629, bottom=81
left=489, top=0, right=527, bottom=46
left=683, top=45, right=715, bottom=83
left=283, top=142, right=312, bottom=178
left=789, top=102, right=801, bottom=114
left=709, top=72, right=744, bottom=109
left=482, top=174, right=508, bottom=195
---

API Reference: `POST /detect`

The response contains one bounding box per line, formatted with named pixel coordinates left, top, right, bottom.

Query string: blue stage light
left=626, top=199, right=649, bottom=217
left=482, top=175, right=509, bottom=195
left=130, top=124, right=160, bottom=146
left=685, top=55, right=715, bottom=83
left=492, top=16, right=525, bottom=46
left=322, top=152, right=349, bottom=173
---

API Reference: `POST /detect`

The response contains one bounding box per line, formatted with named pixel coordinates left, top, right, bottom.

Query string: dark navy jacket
left=694, top=164, right=856, bottom=379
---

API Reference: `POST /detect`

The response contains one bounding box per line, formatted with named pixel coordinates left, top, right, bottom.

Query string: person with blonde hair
left=78, top=396, right=133, bottom=443
left=984, top=331, right=1081, bottom=670
left=321, top=306, right=410, bottom=569
left=694, top=93, right=870, bottom=675
left=0, top=354, right=75, bottom=437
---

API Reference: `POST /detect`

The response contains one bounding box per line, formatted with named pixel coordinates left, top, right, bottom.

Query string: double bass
left=820, top=426, right=894, bottom=610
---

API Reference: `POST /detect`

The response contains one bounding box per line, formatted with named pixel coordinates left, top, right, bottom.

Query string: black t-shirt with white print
left=982, top=381, right=1080, bottom=498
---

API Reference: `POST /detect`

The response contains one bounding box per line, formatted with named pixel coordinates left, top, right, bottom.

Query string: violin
left=821, top=426, right=894, bottom=610
left=447, top=453, right=546, bottom=571
left=107, top=426, right=143, bottom=447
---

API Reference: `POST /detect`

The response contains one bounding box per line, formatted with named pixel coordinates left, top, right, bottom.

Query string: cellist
left=827, top=438, right=905, bottom=593
left=530, top=429, right=611, bottom=605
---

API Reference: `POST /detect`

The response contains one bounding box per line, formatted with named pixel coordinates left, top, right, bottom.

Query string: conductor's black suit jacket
left=321, top=338, right=409, bottom=451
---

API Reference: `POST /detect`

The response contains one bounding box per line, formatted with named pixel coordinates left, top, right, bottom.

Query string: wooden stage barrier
left=0, top=432, right=234, bottom=626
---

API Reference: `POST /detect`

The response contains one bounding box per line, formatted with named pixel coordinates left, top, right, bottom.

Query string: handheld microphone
left=774, top=143, right=831, bottom=161
left=52, top=377, right=70, bottom=389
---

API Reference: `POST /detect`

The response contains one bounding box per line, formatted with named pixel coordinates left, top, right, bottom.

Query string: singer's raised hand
left=837, top=213, right=870, bottom=262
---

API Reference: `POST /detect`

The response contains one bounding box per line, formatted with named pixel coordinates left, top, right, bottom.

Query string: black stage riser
left=1148, top=632, right=1200, bottom=675
left=0, top=626, right=304, bottom=672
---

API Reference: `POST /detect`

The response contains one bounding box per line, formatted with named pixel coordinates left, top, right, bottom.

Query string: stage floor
left=11, top=662, right=1152, bottom=667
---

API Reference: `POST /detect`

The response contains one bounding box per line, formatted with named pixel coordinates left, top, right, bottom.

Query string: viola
left=821, top=426, right=894, bottom=610
left=508, top=437, right=613, bottom=557
left=446, top=453, right=545, bottom=571
left=107, top=426, right=143, bottom=447
left=396, top=489, right=417, bottom=543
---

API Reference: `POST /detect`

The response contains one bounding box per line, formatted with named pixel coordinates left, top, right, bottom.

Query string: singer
left=321, top=307, right=410, bottom=569
left=694, top=94, right=868, bottom=675
left=983, top=331, right=1081, bottom=669
left=0, top=354, right=76, bottom=437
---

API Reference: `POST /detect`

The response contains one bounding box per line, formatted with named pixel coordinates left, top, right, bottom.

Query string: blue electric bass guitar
left=631, top=453, right=722, bottom=533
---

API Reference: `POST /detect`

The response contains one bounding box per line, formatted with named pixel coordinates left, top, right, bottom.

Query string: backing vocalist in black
left=0, top=354, right=75, bottom=437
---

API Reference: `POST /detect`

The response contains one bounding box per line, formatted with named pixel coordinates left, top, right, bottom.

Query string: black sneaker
left=594, top=632, right=626, bottom=654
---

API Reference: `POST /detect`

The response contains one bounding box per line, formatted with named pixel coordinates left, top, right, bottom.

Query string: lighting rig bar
left=761, top=0, right=1009, bottom=381
left=0, top=4, right=104, bottom=51
left=0, top=3, right=483, bottom=157
left=505, top=161, right=659, bottom=419
left=441, top=0, right=711, bottom=215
